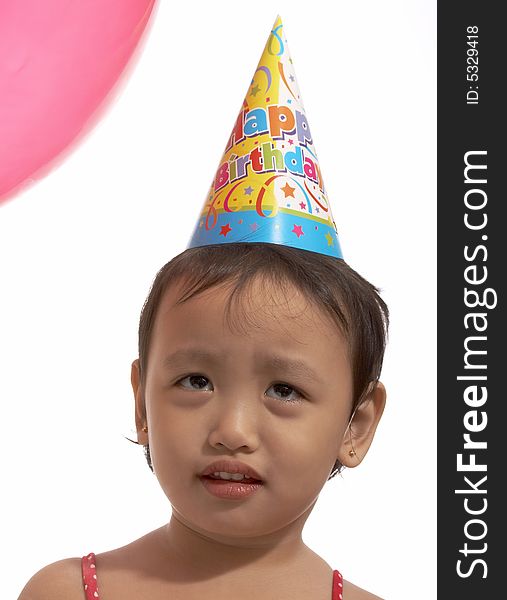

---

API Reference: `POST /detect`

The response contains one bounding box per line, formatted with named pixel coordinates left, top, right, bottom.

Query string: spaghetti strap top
left=82, top=552, right=344, bottom=599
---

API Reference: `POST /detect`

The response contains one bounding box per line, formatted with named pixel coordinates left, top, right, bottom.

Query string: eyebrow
left=162, top=348, right=322, bottom=383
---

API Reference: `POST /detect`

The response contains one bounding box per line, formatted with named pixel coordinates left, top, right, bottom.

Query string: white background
left=1, top=1, right=436, bottom=598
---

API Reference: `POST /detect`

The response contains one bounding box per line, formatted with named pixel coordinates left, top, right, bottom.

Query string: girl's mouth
left=199, top=475, right=264, bottom=499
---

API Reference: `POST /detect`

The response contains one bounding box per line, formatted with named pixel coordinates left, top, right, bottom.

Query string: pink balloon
left=0, top=0, right=157, bottom=205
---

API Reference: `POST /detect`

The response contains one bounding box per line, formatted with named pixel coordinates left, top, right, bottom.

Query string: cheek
left=270, top=418, right=339, bottom=488
left=147, top=407, right=205, bottom=481
left=293, top=438, right=337, bottom=484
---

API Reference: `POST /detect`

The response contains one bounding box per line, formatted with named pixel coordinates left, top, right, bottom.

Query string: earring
left=348, top=426, right=357, bottom=458
left=142, top=426, right=148, bottom=432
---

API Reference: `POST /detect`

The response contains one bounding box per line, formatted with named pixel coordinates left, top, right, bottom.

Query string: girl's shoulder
left=18, top=531, right=163, bottom=600
left=17, top=556, right=84, bottom=600
left=343, top=578, right=384, bottom=600
left=18, top=529, right=160, bottom=599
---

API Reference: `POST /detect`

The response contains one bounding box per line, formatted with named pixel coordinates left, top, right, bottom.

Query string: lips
left=200, top=459, right=263, bottom=481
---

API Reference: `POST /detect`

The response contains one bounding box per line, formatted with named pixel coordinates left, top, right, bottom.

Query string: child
left=18, top=17, right=388, bottom=600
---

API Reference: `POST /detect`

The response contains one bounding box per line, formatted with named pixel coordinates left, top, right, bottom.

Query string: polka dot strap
left=332, top=569, right=343, bottom=600
left=81, top=553, right=100, bottom=599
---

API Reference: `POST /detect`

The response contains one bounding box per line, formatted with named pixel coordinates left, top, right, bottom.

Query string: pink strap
left=332, top=569, right=344, bottom=600
left=81, top=553, right=100, bottom=599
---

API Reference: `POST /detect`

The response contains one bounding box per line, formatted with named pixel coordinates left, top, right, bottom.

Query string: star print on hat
left=187, top=15, right=343, bottom=259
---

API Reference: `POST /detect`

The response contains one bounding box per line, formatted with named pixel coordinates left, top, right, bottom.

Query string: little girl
left=18, top=17, right=388, bottom=600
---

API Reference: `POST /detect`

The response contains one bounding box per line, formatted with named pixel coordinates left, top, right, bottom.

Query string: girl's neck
left=157, top=509, right=317, bottom=578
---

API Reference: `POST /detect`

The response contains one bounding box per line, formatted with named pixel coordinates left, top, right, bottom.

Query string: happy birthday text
left=214, top=105, right=325, bottom=193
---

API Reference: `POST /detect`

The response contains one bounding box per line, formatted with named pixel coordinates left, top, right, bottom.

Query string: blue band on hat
left=187, top=207, right=343, bottom=259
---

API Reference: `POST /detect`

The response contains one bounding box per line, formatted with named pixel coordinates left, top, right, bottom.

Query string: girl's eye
left=176, top=375, right=304, bottom=404
left=177, top=374, right=213, bottom=391
left=266, top=383, right=304, bottom=404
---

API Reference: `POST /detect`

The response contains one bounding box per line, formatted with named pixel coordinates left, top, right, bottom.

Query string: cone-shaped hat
left=187, top=16, right=343, bottom=258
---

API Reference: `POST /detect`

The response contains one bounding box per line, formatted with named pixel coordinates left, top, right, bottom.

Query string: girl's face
left=132, top=277, right=384, bottom=543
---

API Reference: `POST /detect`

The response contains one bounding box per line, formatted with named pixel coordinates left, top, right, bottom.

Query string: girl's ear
left=337, top=381, right=386, bottom=468
left=131, top=358, right=148, bottom=445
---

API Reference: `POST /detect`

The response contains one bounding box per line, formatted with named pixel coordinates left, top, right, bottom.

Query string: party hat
left=187, top=16, right=343, bottom=259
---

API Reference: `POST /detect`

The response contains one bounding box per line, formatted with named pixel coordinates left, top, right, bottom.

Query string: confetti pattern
left=187, top=16, right=343, bottom=259
left=81, top=551, right=344, bottom=598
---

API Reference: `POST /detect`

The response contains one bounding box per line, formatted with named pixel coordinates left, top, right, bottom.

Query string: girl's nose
left=207, top=396, right=261, bottom=452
